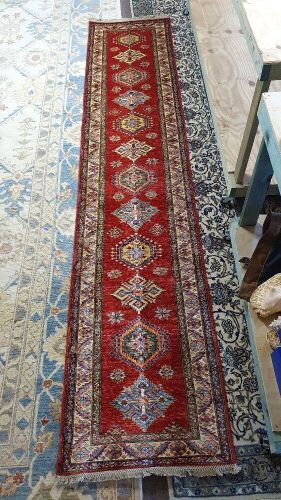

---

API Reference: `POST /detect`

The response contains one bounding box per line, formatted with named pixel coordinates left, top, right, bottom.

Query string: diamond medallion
left=115, top=139, right=153, bottom=161
left=113, top=198, right=158, bottom=230
left=113, top=374, right=173, bottom=431
left=114, top=90, right=150, bottom=110
left=112, top=275, right=163, bottom=312
left=115, top=49, right=145, bottom=65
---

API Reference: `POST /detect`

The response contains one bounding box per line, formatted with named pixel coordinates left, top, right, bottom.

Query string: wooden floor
left=188, top=0, right=281, bottom=195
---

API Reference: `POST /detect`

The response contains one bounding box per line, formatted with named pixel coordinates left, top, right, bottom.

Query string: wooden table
left=234, top=0, right=281, bottom=184
left=187, top=0, right=281, bottom=196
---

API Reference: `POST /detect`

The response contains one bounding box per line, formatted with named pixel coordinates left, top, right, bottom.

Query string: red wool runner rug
left=57, top=17, right=238, bottom=482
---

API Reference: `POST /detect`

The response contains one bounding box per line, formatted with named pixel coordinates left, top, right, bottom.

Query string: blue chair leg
left=239, top=139, right=273, bottom=227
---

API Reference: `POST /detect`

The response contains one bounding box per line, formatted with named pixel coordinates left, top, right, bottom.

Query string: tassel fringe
left=57, top=463, right=241, bottom=484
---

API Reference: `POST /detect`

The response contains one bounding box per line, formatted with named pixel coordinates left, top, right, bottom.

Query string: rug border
left=56, top=17, right=238, bottom=481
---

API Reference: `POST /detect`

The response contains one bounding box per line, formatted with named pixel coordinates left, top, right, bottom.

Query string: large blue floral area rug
left=131, top=0, right=281, bottom=499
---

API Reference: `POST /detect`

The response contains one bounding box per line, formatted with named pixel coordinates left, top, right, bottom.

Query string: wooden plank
left=238, top=0, right=281, bottom=70
left=188, top=0, right=281, bottom=195
left=189, top=0, right=239, bottom=30
left=227, top=172, right=279, bottom=197
left=230, top=218, right=281, bottom=452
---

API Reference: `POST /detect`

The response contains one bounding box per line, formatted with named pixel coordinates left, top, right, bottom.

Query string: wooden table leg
left=234, top=78, right=270, bottom=184
left=239, top=139, right=273, bottom=227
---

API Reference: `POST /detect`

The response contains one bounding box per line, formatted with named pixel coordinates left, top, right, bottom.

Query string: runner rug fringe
left=57, top=17, right=238, bottom=482
left=57, top=464, right=241, bottom=485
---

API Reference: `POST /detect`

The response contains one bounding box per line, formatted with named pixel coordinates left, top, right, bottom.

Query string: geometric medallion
left=117, top=33, right=141, bottom=46
left=115, top=139, right=153, bottom=161
left=113, top=198, right=158, bottom=230
left=112, top=235, right=161, bottom=269
left=114, top=68, right=148, bottom=87
left=113, top=165, right=156, bottom=194
left=111, top=318, right=170, bottom=371
left=114, top=90, right=150, bottom=110
left=117, top=114, right=149, bottom=135
left=114, top=49, right=145, bottom=65
left=112, top=374, right=174, bottom=431
left=112, top=275, right=163, bottom=312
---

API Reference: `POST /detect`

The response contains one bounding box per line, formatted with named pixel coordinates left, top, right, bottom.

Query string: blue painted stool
left=240, top=92, right=281, bottom=227
left=271, top=330, right=281, bottom=396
